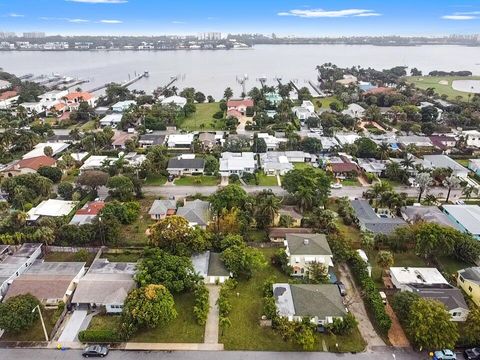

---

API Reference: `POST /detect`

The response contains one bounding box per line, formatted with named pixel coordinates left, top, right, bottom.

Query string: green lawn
left=174, top=175, right=219, bottom=186
left=79, top=120, right=97, bottom=131
left=221, top=248, right=365, bottom=352
left=118, top=197, right=155, bottom=246
left=314, top=96, right=338, bottom=111
left=44, top=251, right=96, bottom=266
left=369, top=250, right=426, bottom=287
left=256, top=172, right=279, bottom=186
left=245, top=229, right=268, bottom=243
left=178, top=102, right=224, bottom=131
left=405, top=76, right=480, bottom=100
left=144, top=174, right=167, bottom=186
left=455, top=159, right=470, bottom=167
left=436, top=255, right=471, bottom=278
left=1, top=308, right=57, bottom=342
left=88, top=292, right=204, bottom=343
left=341, top=178, right=361, bottom=187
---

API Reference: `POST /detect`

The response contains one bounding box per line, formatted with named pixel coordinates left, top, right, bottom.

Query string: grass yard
left=174, top=175, right=219, bottom=186
left=256, top=172, right=279, bottom=186
left=436, top=255, right=471, bottom=278
left=79, top=120, right=97, bottom=131
left=245, top=229, right=268, bottom=243
left=144, top=174, right=167, bottom=186
left=88, top=292, right=204, bottom=343
left=293, top=163, right=316, bottom=171
left=369, top=250, right=426, bottom=287
left=405, top=76, right=480, bottom=100
left=44, top=251, right=96, bottom=266
left=341, top=178, right=361, bottom=187
left=455, top=159, right=470, bottom=167
left=314, top=96, right=338, bottom=111
left=1, top=308, right=57, bottom=342
left=221, top=248, right=365, bottom=352
left=118, top=197, right=156, bottom=246
left=178, top=102, right=224, bottom=131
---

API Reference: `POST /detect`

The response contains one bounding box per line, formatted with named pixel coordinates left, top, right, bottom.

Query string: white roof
left=22, top=142, right=70, bottom=159
left=167, top=133, right=195, bottom=145
left=390, top=267, right=448, bottom=285
left=335, top=133, right=360, bottom=145
left=27, top=199, right=77, bottom=221
left=161, top=96, right=187, bottom=107
left=443, top=205, right=480, bottom=235
left=112, top=100, right=136, bottom=111
left=99, top=113, right=123, bottom=124
left=80, top=155, right=114, bottom=170
left=341, top=104, right=365, bottom=118
left=220, top=152, right=256, bottom=172
left=59, top=152, right=89, bottom=162
left=423, top=155, right=468, bottom=173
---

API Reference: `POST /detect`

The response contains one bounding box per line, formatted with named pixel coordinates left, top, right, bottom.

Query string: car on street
left=331, top=182, right=342, bottom=189
left=465, top=348, right=480, bottom=360
left=433, top=349, right=456, bottom=360
left=82, top=345, right=109, bottom=358
left=335, top=281, right=347, bottom=296
left=167, top=174, right=175, bottom=182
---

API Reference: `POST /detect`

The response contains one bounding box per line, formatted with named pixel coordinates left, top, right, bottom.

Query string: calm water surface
left=1, top=45, right=479, bottom=99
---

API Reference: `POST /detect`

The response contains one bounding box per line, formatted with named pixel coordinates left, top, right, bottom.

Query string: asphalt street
left=0, top=348, right=432, bottom=360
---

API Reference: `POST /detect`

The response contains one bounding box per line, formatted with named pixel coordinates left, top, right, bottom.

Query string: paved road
left=0, top=348, right=429, bottom=360
left=143, top=185, right=461, bottom=200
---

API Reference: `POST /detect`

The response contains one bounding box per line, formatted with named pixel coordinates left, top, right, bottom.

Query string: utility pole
left=32, top=305, right=48, bottom=341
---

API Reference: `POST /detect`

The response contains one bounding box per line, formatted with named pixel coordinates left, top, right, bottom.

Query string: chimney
left=303, top=239, right=309, bottom=245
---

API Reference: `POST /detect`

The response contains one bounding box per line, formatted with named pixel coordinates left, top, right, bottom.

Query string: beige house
left=457, top=267, right=480, bottom=307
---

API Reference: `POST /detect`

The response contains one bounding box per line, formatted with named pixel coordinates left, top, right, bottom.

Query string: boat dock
left=87, top=70, right=149, bottom=93
left=308, top=80, right=326, bottom=97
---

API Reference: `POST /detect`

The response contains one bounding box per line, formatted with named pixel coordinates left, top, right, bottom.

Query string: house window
left=469, top=286, right=473, bottom=292
left=459, top=276, right=464, bottom=283
left=452, top=312, right=461, bottom=317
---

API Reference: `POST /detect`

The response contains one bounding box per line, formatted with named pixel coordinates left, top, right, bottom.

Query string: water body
left=1, top=44, right=479, bottom=99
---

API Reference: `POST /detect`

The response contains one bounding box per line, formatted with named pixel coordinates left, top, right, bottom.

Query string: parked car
left=167, top=174, right=175, bottom=182
left=433, top=349, right=456, bottom=360
left=465, top=348, right=480, bottom=360
left=331, top=182, right=342, bottom=189
left=379, top=291, right=387, bottom=305
left=335, top=281, right=346, bottom=296
left=82, top=345, right=109, bottom=358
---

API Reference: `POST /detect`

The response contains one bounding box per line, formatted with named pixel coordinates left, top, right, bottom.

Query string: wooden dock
left=87, top=71, right=149, bottom=93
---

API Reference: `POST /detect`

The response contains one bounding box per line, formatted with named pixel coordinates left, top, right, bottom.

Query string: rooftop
left=167, top=157, right=205, bottom=169
left=27, top=199, right=77, bottom=221
left=286, top=233, right=332, bottom=256
left=443, top=205, right=480, bottom=235
left=390, top=267, right=449, bottom=286
left=402, top=206, right=461, bottom=229
left=413, top=285, right=468, bottom=311
left=269, top=227, right=313, bottom=239
left=22, top=142, right=70, bottom=160
left=148, top=199, right=177, bottom=215
left=458, top=267, right=480, bottom=285
left=177, top=199, right=210, bottom=226
left=191, top=251, right=230, bottom=278
left=351, top=199, right=406, bottom=234
left=423, top=155, right=468, bottom=173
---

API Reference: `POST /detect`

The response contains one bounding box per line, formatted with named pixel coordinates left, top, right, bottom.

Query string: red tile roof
left=76, top=201, right=105, bottom=216
left=65, top=92, right=94, bottom=101
left=17, top=156, right=56, bottom=171
left=330, top=162, right=360, bottom=174
left=227, top=99, right=254, bottom=108
left=227, top=109, right=243, bottom=118
left=0, top=90, right=18, bottom=100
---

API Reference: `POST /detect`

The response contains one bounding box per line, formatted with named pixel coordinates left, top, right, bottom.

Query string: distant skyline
left=1, top=0, right=480, bottom=36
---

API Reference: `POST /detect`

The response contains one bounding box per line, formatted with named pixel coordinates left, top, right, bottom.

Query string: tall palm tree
left=443, top=175, right=461, bottom=203
left=378, top=142, right=390, bottom=160
left=294, top=186, right=315, bottom=212
left=400, top=156, right=415, bottom=171
left=256, top=190, right=281, bottom=228
left=463, top=185, right=479, bottom=200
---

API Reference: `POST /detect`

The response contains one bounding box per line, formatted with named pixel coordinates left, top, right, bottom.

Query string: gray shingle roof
left=413, top=285, right=468, bottom=311
left=148, top=200, right=177, bottom=216
left=177, top=199, right=210, bottom=226
left=351, top=199, right=406, bottom=235
left=286, top=233, right=332, bottom=256
left=167, top=158, right=205, bottom=170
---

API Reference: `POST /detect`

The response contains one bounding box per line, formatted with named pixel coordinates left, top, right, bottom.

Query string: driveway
left=337, top=264, right=386, bottom=349
left=204, top=285, right=220, bottom=344
left=57, top=310, right=90, bottom=343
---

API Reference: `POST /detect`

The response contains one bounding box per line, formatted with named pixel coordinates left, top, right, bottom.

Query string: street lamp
left=32, top=305, right=49, bottom=341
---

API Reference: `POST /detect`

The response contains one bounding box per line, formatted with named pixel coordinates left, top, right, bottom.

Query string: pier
left=87, top=70, right=149, bottom=93
left=308, top=80, right=326, bottom=97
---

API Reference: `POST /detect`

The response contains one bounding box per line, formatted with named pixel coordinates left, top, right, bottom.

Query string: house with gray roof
left=71, top=258, right=136, bottom=314
left=423, top=155, right=469, bottom=178
left=273, top=283, right=346, bottom=325
left=443, top=205, right=480, bottom=240
left=284, top=233, right=333, bottom=277
left=401, top=205, right=461, bottom=230
left=167, top=155, right=205, bottom=176
left=177, top=199, right=211, bottom=229
left=148, top=199, right=177, bottom=220
left=411, top=284, right=469, bottom=322
left=457, top=267, right=480, bottom=308
left=191, top=251, right=231, bottom=284
left=351, top=199, right=406, bottom=235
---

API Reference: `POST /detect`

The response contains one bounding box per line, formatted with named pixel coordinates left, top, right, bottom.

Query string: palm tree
left=378, top=142, right=390, bottom=160
left=443, top=175, right=461, bottom=203
left=416, top=172, right=433, bottom=203
left=423, top=194, right=438, bottom=205
left=256, top=190, right=281, bottom=228
left=400, top=156, right=415, bottom=171
left=294, top=186, right=315, bottom=212
left=377, top=250, right=394, bottom=279
left=463, top=185, right=479, bottom=200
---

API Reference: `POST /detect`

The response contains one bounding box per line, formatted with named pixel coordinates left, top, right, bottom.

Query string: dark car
left=82, top=345, right=109, bottom=358
left=465, top=348, right=480, bottom=360
left=336, top=281, right=347, bottom=296
left=167, top=174, right=175, bottom=182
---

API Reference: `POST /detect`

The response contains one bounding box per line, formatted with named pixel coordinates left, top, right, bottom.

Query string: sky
left=1, top=0, right=480, bottom=36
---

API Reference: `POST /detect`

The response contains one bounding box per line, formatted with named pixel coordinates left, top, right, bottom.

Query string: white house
left=99, top=113, right=123, bottom=127
left=27, top=199, right=78, bottom=223
left=257, top=133, right=287, bottom=151
left=219, top=152, right=256, bottom=176
left=443, top=205, right=480, bottom=240
left=423, top=155, right=469, bottom=178
left=462, top=130, right=480, bottom=148
left=301, top=100, right=315, bottom=113
left=284, top=233, right=333, bottom=277
left=166, top=133, right=195, bottom=149
left=260, top=152, right=293, bottom=176
left=111, top=100, right=136, bottom=113
left=161, top=96, right=187, bottom=107
left=389, top=267, right=449, bottom=291
left=22, top=142, right=70, bottom=159
left=341, top=103, right=365, bottom=119
left=79, top=155, right=116, bottom=172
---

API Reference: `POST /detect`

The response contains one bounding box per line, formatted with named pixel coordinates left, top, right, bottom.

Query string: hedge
left=78, top=329, right=122, bottom=343
left=348, top=252, right=392, bottom=334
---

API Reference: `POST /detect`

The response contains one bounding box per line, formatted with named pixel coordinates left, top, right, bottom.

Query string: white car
left=331, top=182, right=343, bottom=189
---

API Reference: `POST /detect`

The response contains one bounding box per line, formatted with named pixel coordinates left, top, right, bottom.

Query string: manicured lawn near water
left=178, top=102, right=224, bottom=131
left=405, top=76, right=480, bottom=100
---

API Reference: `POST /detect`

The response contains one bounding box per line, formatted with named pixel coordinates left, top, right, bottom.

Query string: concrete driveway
left=337, top=264, right=386, bottom=349
left=58, top=310, right=89, bottom=342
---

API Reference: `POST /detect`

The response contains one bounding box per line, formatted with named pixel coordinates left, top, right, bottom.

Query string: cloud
left=171, top=21, right=186, bottom=24
left=442, top=11, right=480, bottom=20
left=277, top=8, right=381, bottom=18
left=67, top=0, right=127, bottom=3
left=8, top=13, right=24, bottom=17
left=40, top=17, right=89, bottom=23
left=100, top=19, right=123, bottom=23
left=68, top=18, right=90, bottom=23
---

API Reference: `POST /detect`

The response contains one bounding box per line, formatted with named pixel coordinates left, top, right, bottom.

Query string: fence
left=45, top=246, right=101, bottom=253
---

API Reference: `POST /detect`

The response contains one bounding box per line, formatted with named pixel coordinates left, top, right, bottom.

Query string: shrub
left=213, top=111, right=224, bottom=119
left=78, top=329, right=122, bottom=343
left=193, top=283, right=209, bottom=325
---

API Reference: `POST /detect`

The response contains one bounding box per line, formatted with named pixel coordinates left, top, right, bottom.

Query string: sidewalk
left=204, top=285, right=220, bottom=344
left=124, top=343, right=223, bottom=351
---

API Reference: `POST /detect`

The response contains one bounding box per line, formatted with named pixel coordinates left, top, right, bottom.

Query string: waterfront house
left=111, top=100, right=136, bottom=113
left=161, top=95, right=187, bottom=107
left=0, top=90, right=19, bottom=109
left=273, top=283, right=346, bottom=325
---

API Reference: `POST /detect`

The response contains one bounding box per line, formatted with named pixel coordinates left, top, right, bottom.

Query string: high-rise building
left=0, top=32, right=16, bottom=39
left=197, top=32, right=222, bottom=41
left=23, top=32, right=46, bottom=39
